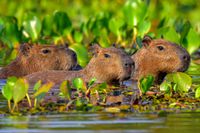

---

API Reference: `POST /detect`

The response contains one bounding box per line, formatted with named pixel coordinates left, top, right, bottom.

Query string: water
left=0, top=112, right=200, bottom=133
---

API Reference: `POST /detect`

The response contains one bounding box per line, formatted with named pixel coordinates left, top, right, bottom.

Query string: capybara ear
left=89, top=43, right=101, bottom=56
left=142, top=35, right=152, bottom=48
left=20, top=43, right=32, bottom=56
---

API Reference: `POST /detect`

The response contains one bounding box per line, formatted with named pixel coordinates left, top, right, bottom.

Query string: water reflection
left=0, top=113, right=200, bottom=133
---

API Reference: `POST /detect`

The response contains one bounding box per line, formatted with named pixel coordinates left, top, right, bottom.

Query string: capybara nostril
left=72, top=51, right=77, bottom=58
left=124, top=63, right=129, bottom=67
left=183, top=55, right=190, bottom=62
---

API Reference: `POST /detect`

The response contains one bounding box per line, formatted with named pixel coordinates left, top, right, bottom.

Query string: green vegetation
left=0, top=0, right=200, bottom=114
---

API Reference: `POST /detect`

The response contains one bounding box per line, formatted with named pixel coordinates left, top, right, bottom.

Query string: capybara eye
left=42, top=49, right=51, bottom=54
left=104, top=54, right=111, bottom=58
left=157, top=46, right=164, bottom=51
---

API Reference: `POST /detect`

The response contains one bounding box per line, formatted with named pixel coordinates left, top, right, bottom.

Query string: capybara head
left=132, top=35, right=190, bottom=82
left=86, top=44, right=134, bottom=83
left=19, top=43, right=77, bottom=71
left=0, top=43, right=77, bottom=78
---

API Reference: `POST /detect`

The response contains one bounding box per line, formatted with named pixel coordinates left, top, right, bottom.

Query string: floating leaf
left=165, top=72, right=192, bottom=93
left=33, top=80, right=42, bottom=91
left=195, top=86, right=200, bottom=99
left=13, top=78, right=29, bottom=105
left=160, top=81, right=171, bottom=94
left=105, top=107, right=120, bottom=113
left=72, top=78, right=87, bottom=92
left=2, top=84, right=13, bottom=101
left=139, top=75, right=154, bottom=94
left=88, top=78, right=97, bottom=88
left=60, top=80, right=71, bottom=100
left=34, top=82, right=54, bottom=100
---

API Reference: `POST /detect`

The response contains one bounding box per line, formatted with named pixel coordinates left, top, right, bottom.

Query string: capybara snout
left=122, top=56, right=135, bottom=80
left=177, top=46, right=190, bottom=72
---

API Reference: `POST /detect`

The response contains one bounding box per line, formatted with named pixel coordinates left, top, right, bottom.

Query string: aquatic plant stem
left=8, top=100, right=11, bottom=112
left=26, top=93, right=32, bottom=107
left=34, top=99, right=37, bottom=108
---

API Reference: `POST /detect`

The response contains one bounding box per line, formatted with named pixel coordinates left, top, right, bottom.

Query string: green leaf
left=73, top=30, right=83, bottom=43
left=53, top=11, right=72, bottom=35
left=60, top=80, right=71, bottom=100
left=160, top=81, right=171, bottom=94
left=33, top=80, right=42, bottom=91
left=88, top=78, right=97, bottom=88
left=138, top=20, right=151, bottom=37
left=34, top=82, right=54, bottom=100
left=139, top=75, right=154, bottom=94
left=42, top=15, right=53, bottom=36
left=22, top=14, right=42, bottom=41
left=123, top=0, right=148, bottom=27
left=0, top=16, right=21, bottom=48
left=70, top=43, right=89, bottom=67
left=72, top=78, right=84, bottom=90
left=13, top=78, right=29, bottom=105
left=180, top=21, right=191, bottom=44
left=2, top=84, right=13, bottom=101
left=91, top=82, right=108, bottom=95
left=163, top=27, right=180, bottom=44
left=7, top=76, right=18, bottom=86
left=165, top=72, right=192, bottom=93
left=108, top=18, right=124, bottom=36
left=186, top=28, right=200, bottom=54
left=2, top=76, right=18, bottom=101
left=195, top=86, right=200, bottom=99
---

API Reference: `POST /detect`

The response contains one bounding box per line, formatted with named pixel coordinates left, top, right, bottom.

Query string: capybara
left=26, top=44, right=134, bottom=85
left=132, top=35, right=190, bottom=83
left=0, top=43, right=77, bottom=79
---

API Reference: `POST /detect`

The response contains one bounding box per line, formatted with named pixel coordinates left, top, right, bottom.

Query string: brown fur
left=0, top=43, right=77, bottom=79
left=26, top=44, right=134, bottom=85
left=132, top=36, right=190, bottom=83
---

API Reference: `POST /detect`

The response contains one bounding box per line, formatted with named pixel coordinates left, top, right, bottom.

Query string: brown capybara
left=132, top=35, right=190, bottom=83
left=26, top=44, right=134, bottom=85
left=0, top=43, right=77, bottom=79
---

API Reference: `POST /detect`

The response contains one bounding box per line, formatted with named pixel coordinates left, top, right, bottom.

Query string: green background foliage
left=0, top=0, right=200, bottom=67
